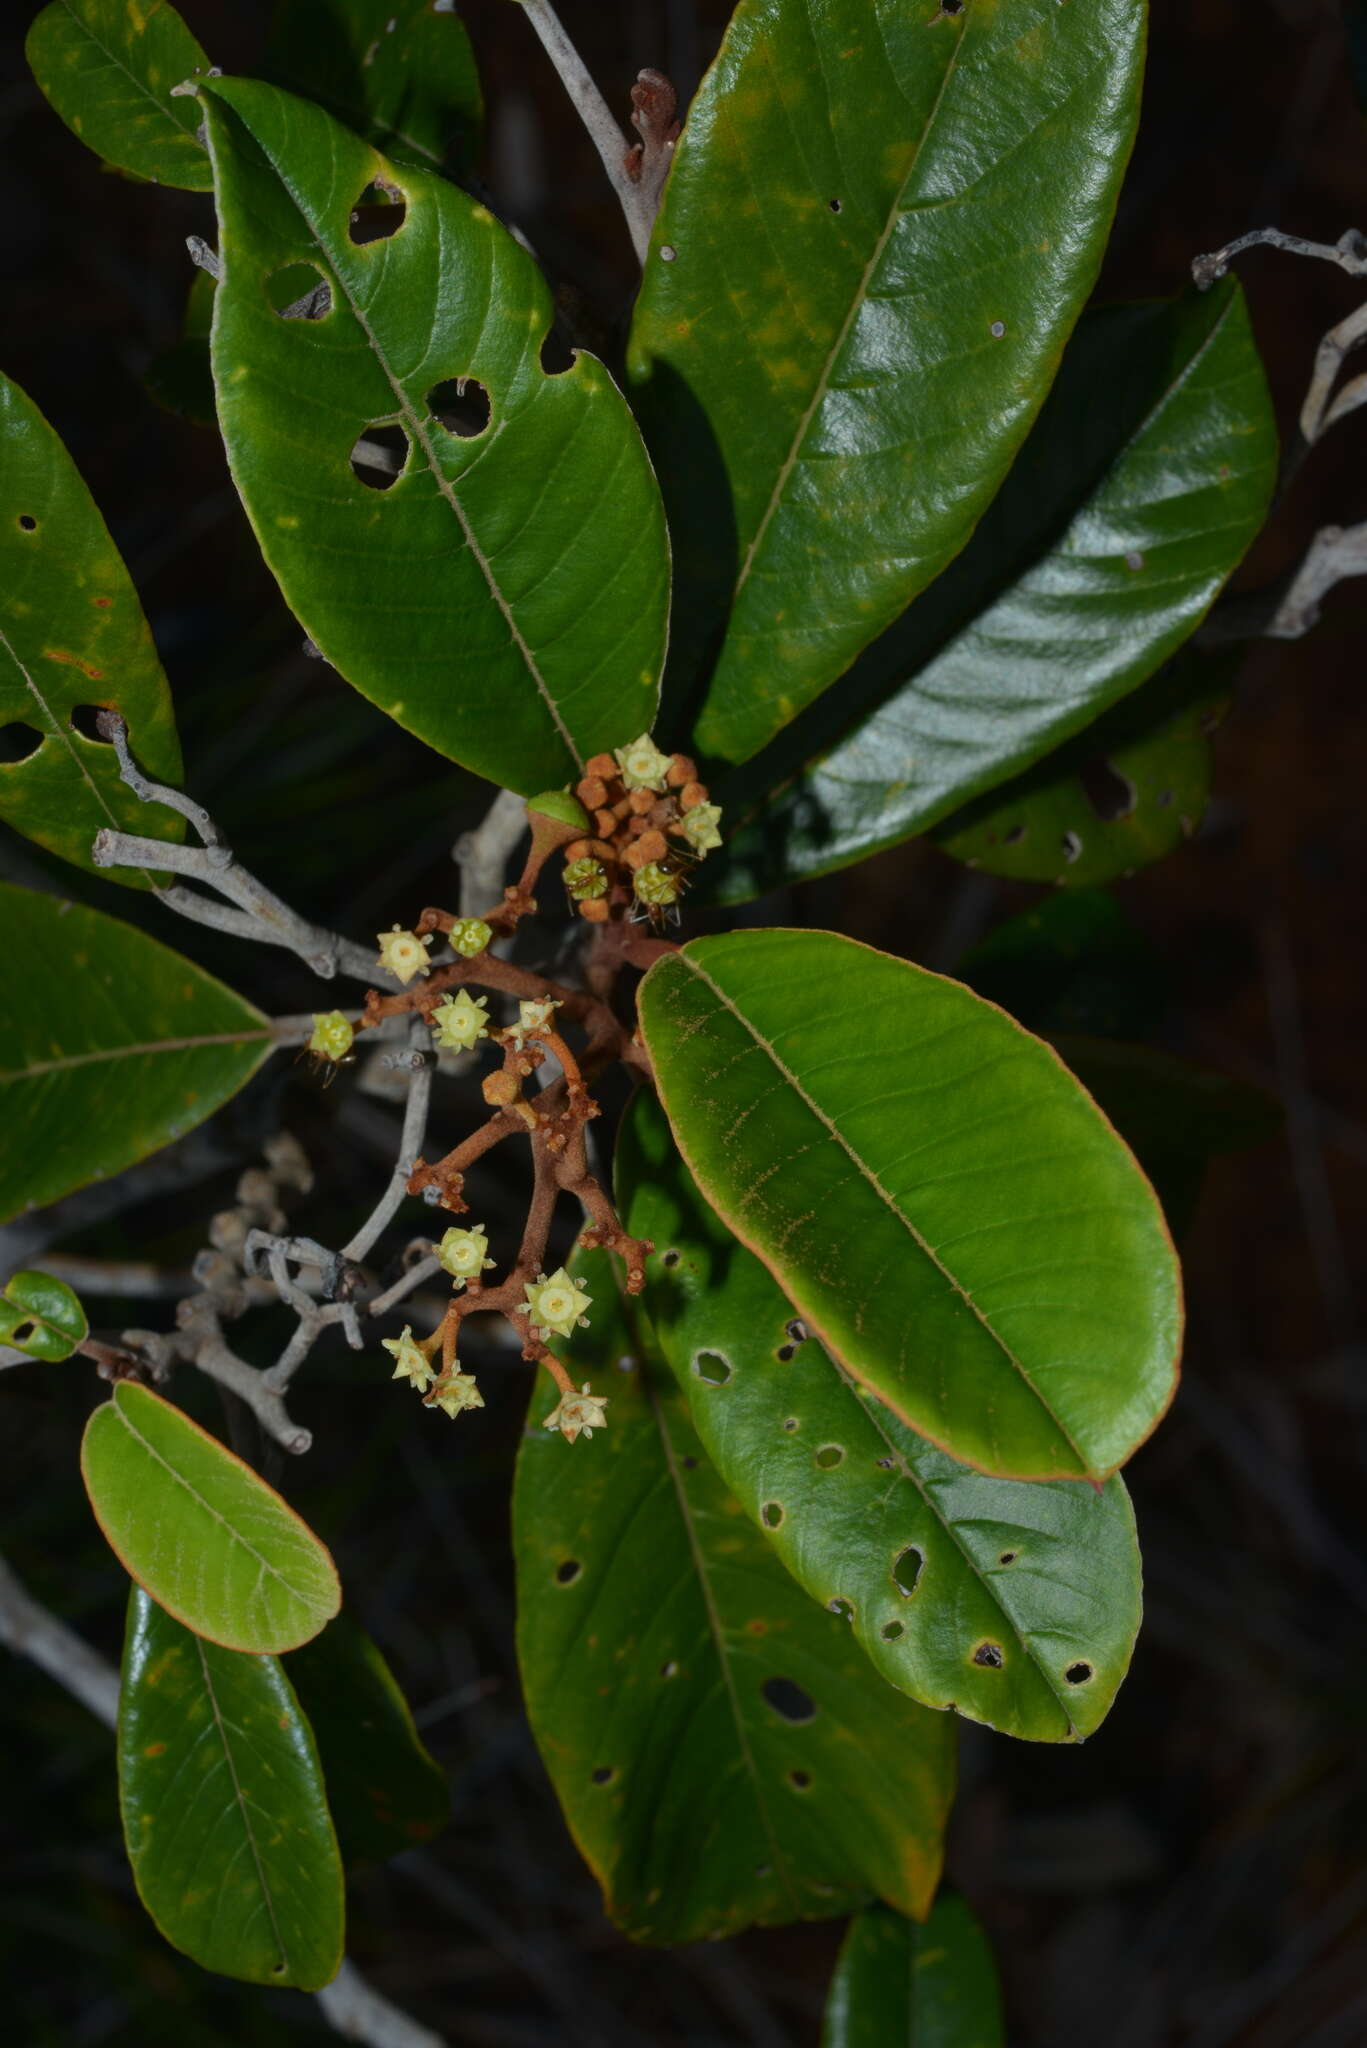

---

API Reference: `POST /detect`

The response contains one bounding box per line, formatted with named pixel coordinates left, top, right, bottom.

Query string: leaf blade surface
left=25, top=0, right=213, bottom=190
left=822, top=1896, right=1004, bottom=2048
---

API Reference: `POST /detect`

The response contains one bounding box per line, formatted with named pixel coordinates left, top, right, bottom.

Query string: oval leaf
left=82, top=1382, right=340, bottom=1652
left=0, top=882, right=273, bottom=1223
left=119, top=1588, right=344, bottom=1989
left=25, top=0, right=214, bottom=191
left=265, top=0, right=483, bottom=171
left=514, top=1252, right=955, bottom=1944
left=637, top=930, right=1181, bottom=1481
left=285, top=1614, right=450, bottom=1865
left=1, top=371, right=184, bottom=882
left=199, top=77, right=668, bottom=794
left=0, top=1268, right=88, bottom=1360
left=712, top=286, right=1275, bottom=900
left=628, top=0, right=1145, bottom=762
left=822, top=1897, right=1004, bottom=2048
left=618, top=1093, right=1142, bottom=1742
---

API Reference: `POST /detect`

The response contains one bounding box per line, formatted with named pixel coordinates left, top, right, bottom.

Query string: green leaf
left=0, top=882, right=273, bottom=1224
left=0, top=1269, right=88, bottom=1360
left=709, top=285, right=1275, bottom=900
left=25, top=0, right=214, bottom=191
left=82, top=1383, right=341, bottom=1652
left=932, top=652, right=1227, bottom=886
left=119, top=1589, right=344, bottom=1989
left=265, top=0, right=483, bottom=171
left=199, top=77, right=668, bottom=794
left=285, top=1614, right=450, bottom=1865
left=637, top=930, right=1181, bottom=1481
left=1, top=370, right=184, bottom=882
left=514, top=1252, right=955, bottom=1945
left=628, top=0, right=1145, bottom=763
left=822, top=1896, right=1004, bottom=2048
left=618, top=1093, right=1142, bottom=1743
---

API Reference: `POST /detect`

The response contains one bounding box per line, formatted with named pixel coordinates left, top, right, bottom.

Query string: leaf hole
left=266, top=262, right=331, bottom=319
left=1065, top=1661, right=1094, bottom=1685
left=1080, top=757, right=1136, bottom=822
left=875, top=1456, right=895, bottom=1470
left=591, top=1766, right=615, bottom=1785
left=682, top=1455, right=698, bottom=1469
left=1125, top=549, right=1145, bottom=572
left=17, top=514, right=37, bottom=532
left=881, top=1621, right=904, bottom=1642
left=0, top=723, right=44, bottom=764
left=762, top=1676, right=817, bottom=1723
left=8, top=1321, right=35, bottom=1346
left=427, top=377, right=491, bottom=439
left=814, top=1444, right=845, bottom=1469
left=827, top=1597, right=853, bottom=1622
left=349, top=182, right=407, bottom=243
left=788, top=1769, right=812, bottom=1790
left=555, top=1559, right=581, bottom=1585
left=692, top=1349, right=731, bottom=1386
left=270, top=1963, right=287, bottom=1978
left=1003, top=823, right=1026, bottom=845
left=785, top=1318, right=808, bottom=1342
left=661, top=1249, right=680, bottom=1268
left=998, top=1550, right=1018, bottom=1566
left=990, top=319, right=1006, bottom=338
left=350, top=422, right=410, bottom=490
left=893, top=1547, right=923, bottom=1597
left=775, top=1342, right=796, bottom=1361
left=972, top=1641, right=1005, bottom=1669
left=659, top=1660, right=678, bottom=1679
left=828, top=198, right=842, bottom=213
left=1060, top=829, right=1084, bottom=863
left=781, top=1417, right=799, bottom=1432
left=761, top=1501, right=784, bottom=1529
left=70, top=704, right=114, bottom=743
left=539, top=326, right=576, bottom=375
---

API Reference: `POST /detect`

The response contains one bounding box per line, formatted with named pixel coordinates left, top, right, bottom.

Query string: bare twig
left=314, top=1960, right=447, bottom=2048
left=18, top=1254, right=194, bottom=1300
left=1199, top=520, right=1367, bottom=642
left=342, top=1020, right=435, bottom=1265
left=1192, top=224, right=1367, bottom=289
left=454, top=788, right=528, bottom=920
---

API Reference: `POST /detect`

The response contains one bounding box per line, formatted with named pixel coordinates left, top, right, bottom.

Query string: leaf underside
left=822, top=1896, right=1005, bottom=2048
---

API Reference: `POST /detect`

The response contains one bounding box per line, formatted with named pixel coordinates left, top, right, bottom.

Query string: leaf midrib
left=54, top=0, right=204, bottom=149
left=193, top=1637, right=292, bottom=1978
left=1, top=1028, right=272, bottom=1083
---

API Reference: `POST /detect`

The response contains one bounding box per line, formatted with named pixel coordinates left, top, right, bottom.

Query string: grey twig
left=0, top=1552, right=448, bottom=2047
left=342, top=1021, right=434, bottom=1264
left=1201, top=520, right=1367, bottom=642
left=185, top=233, right=222, bottom=281
left=1192, top=224, right=1367, bottom=289
left=454, top=786, right=528, bottom=919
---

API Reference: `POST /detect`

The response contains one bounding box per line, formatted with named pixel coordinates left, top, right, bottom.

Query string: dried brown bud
left=578, top=895, right=610, bottom=922
left=593, top=807, right=618, bottom=838
left=625, top=829, right=668, bottom=870
left=666, top=753, right=696, bottom=787
left=627, top=787, right=656, bottom=815
left=584, top=752, right=618, bottom=781
left=482, top=1070, right=521, bottom=1106
left=576, top=775, right=610, bottom=811
left=679, top=781, right=709, bottom=810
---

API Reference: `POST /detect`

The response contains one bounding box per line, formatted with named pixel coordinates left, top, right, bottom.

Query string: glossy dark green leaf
left=638, top=931, right=1181, bottom=1481
left=628, top=0, right=1145, bottom=762
left=932, top=653, right=1227, bottom=886
left=0, top=1269, right=88, bottom=1360
left=25, top=0, right=214, bottom=191
left=285, top=1614, right=449, bottom=1865
left=265, top=0, right=483, bottom=171
left=1, top=371, right=184, bottom=882
left=82, top=1383, right=341, bottom=1652
left=119, top=1589, right=344, bottom=1990
left=710, top=285, right=1275, bottom=900
left=514, top=1252, right=955, bottom=1944
left=619, top=1093, right=1141, bottom=1743
left=0, top=882, right=273, bottom=1223
left=199, top=77, right=668, bottom=794
left=822, top=1896, right=1004, bottom=2048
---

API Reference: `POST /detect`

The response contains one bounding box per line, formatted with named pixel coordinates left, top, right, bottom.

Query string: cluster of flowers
left=560, top=732, right=723, bottom=920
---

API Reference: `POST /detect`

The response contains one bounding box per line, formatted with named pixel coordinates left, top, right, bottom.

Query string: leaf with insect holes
left=619, top=1092, right=1143, bottom=1743
left=25, top=0, right=214, bottom=190
left=822, top=1896, right=1004, bottom=2048
left=0, top=883, right=273, bottom=1224
left=514, top=1251, right=955, bottom=1944
left=197, top=77, right=669, bottom=795
left=628, top=0, right=1146, bottom=762
left=0, top=371, right=183, bottom=883
left=119, top=1589, right=344, bottom=1990
left=638, top=930, right=1182, bottom=1482
left=265, top=0, right=483, bottom=172
left=0, top=1270, right=87, bottom=1361
left=82, top=1383, right=340, bottom=1653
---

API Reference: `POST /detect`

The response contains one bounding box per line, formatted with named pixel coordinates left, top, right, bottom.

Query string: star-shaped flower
left=437, top=1224, right=494, bottom=1286
left=449, top=917, right=493, bottom=959
left=543, top=1381, right=609, bottom=1444
left=428, top=1371, right=485, bottom=1419
left=308, top=1010, right=354, bottom=1061
left=430, top=989, right=490, bottom=1052
left=382, top=1325, right=434, bottom=1390
left=680, top=801, right=723, bottom=856
left=614, top=732, right=673, bottom=793
left=522, top=1267, right=593, bottom=1340
left=376, top=924, right=432, bottom=984
left=508, top=995, right=562, bottom=1050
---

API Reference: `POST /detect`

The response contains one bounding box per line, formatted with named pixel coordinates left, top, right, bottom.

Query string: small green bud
left=633, top=861, right=679, bottom=906
left=563, top=855, right=608, bottom=901
left=527, top=788, right=591, bottom=831
left=449, top=917, right=493, bottom=958
left=309, top=1010, right=355, bottom=1061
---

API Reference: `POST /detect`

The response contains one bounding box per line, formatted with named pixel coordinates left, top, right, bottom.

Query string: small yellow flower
left=614, top=732, right=673, bottom=793
left=543, top=1381, right=609, bottom=1444
left=563, top=856, right=608, bottom=902
left=429, top=1371, right=485, bottom=1419
left=430, top=989, right=490, bottom=1052
left=382, top=1326, right=433, bottom=1390
left=680, top=802, right=723, bottom=856
left=437, top=1224, right=494, bottom=1286
left=508, top=995, right=561, bottom=1049
left=523, top=1267, right=592, bottom=1340
left=377, top=924, right=432, bottom=984
left=308, top=1011, right=354, bottom=1061
left=632, top=862, right=679, bottom=906
left=450, top=917, right=493, bottom=958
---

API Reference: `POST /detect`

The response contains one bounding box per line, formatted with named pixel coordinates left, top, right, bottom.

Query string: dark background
left=2, top=2, right=1366, bottom=2042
